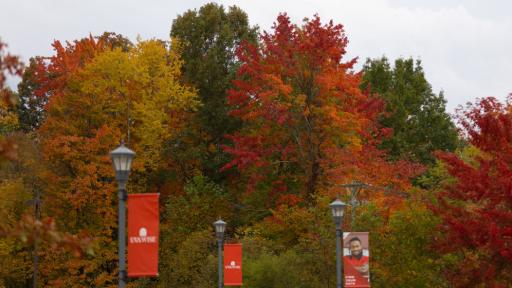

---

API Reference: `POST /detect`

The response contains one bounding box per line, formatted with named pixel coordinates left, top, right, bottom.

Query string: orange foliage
left=34, top=35, right=105, bottom=103
left=223, top=14, right=421, bottom=209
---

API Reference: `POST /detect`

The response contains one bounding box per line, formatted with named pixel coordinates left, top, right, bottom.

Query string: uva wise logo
left=225, top=260, right=241, bottom=270
left=130, top=227, right=157, bottom=244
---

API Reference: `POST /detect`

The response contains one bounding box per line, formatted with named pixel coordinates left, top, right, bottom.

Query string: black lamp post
left=213, top=219, right=226, bottom=288
left=110, top=142, right=135, bottom=288
left=330, top=199, right=347, bottom=288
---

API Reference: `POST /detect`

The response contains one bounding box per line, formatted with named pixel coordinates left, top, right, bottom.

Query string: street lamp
left=110, top=142, right=135, bottom=288
left=213, top=219, right=227, bottom=288
left=330, top=199, right=346, bottom=288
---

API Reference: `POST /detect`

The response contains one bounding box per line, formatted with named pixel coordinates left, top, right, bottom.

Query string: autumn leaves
left=1, top=3, right=511, bottom=287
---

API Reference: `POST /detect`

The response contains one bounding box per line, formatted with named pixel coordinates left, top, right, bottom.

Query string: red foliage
left=33, top=35, right=105, bottom=106
left=433, top=97, right=512, bottom=287
left=223, top=14, right=421, bottom=207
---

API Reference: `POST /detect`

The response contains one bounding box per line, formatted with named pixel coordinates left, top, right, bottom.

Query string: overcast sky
left=2, top=0, right=511, bottom=113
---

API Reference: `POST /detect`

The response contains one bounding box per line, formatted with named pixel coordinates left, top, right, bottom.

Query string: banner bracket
left=120, top=188, right=127, bottom=201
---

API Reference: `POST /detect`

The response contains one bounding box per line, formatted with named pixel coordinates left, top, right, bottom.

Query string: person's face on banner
left=350, top=240, right=363, bottom=256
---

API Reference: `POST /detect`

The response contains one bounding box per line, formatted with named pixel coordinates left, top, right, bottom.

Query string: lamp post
left=213, top=219, right=227, bottom=288
left=110, top=142, right=135, bottom=288
left=330, top=199, right=346, bottom=288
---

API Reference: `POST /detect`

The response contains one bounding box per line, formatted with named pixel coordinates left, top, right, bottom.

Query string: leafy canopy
left=433, top=97, right=512, bottom=287
left=361, top=57, right=459, bottom=164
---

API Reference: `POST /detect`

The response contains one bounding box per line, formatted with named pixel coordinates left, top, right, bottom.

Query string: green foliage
left=158, top=230, right=217, bottom=288
left=16, top=58, right=46, bottom=132
left=244, top=249, right=325, bottom=288
left=361, top=57, right=459, bottom=164
left=170, top=3, right=258, bottom=181
left=362, top=198, right=448, bottom=288
left=163, top=175, right=231, bottom=237
left=239, top=197, right=338, bottom=287
left=159, top=175, right=231, bottom=286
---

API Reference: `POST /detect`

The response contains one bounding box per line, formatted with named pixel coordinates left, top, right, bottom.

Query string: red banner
left=127, top=193, right=159, bottom=277
left=343, top=232, right=370, bottom=287
left=224, top=244, right=242, bottom=286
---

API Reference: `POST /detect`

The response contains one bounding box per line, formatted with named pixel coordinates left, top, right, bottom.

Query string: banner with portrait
left=343, top=232, right=370, bottom=287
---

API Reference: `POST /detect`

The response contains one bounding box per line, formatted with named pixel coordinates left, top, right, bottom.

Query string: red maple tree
left=223, top=14, right=420, bottom=208
left=434, top=96, right=512, bottom=287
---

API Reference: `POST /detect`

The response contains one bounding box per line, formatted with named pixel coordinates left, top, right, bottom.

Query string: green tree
left=158, top=230, right=217, bottom=288
left=361, top=57, right=459, bottom=164
left=239, top=196, right=340, bottom=288
left=16, top=58, right=47, bottom=132
left=244, top=249, right=324, bottom=288
left=170, top=3, right=258, bottom=182
left=159, top=175, right=232, bottom=286
left=356, top=198, right=448, bottom=287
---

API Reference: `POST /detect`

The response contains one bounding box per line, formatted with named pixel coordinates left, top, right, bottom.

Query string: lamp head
left=110, top=142, right=135, bottom=189
left=330, top=199, right=346, bottom=226
left=213, top=219, right=227, bottom=239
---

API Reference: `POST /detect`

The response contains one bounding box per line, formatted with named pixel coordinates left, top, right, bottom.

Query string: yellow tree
left=37, top=39, right=198, bottom=286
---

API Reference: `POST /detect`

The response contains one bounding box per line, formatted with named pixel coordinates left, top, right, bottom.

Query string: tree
left=32, top=35, right=106, bottom=105
left=170, top=3, right=258, bottom=182
left=0, top=39, right=94, bottom=287
left=244, top=249, right=325, bottom=288
left=158, top=230, right=217, bottom=288
left=158, top=176, right=230, bottom=287
left=0, top=131, right=96, bottom=287
left=16, top=58, right=47, bottom=131
left=223, top=15, right=420, bottom=213
left=361, top=57, right=459, bottom=164
left=96, top=32, right=133, bottom=52
left=16, top=33, right=132, bottom=133
left=359, top=196, right=448, bottom=288
left=36, top=39, right=198, bottom=286
left=0, top=39, right=23, bottom=162
left=0, top=138, right=34, bottom=287
left=432, top=97, right=512, bottom=287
